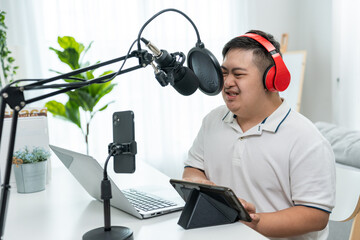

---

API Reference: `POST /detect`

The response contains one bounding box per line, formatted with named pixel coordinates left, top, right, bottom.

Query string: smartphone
left=170, top=179, right=252, bottom=222
left=112, top=111, right=136, bottom=173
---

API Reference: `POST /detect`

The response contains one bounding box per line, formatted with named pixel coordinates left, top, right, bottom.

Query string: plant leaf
left=79, top=41, right=93, bottom=65
left=65, top=100, right=82, bottom=129
left=98, top=104, right=110, bottom=112
left=49, top=47, right=80, bottom=70
left=45, top=100, right=67, bottom=118
left=48, top=69, right=64, bottom=75
left=98, top=100, right=115, bottom=112
left=90, top=101, right=115, bottom=119
left=90, top=81, right=116, bottom=97
left=57, top=36, right=84, bottom=55
left=66, top=88, right=95, bottom=112
left=89, top=82, right=116, bottom=108
left=45, top=100, right=82, bottom=129
left=85, top=71, right=94, bottom=79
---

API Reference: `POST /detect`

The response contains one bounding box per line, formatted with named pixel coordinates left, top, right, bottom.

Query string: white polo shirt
left=185, top=100, right=336, bottom=240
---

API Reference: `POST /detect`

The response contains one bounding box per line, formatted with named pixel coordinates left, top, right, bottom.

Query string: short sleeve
left=290, top=138, right=336, bottom=212
left=184, top=118, right=206, bottom=171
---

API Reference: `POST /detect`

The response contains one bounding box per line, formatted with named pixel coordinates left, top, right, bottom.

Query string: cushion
left=315, top=122, right=360, bottom=169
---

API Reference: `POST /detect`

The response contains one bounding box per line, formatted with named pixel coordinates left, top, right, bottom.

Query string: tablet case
left=177, top=188, right=238, bottom=229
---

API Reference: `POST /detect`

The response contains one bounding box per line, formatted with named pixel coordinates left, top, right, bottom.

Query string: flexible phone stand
left=177, top=189, right=238, bottom=229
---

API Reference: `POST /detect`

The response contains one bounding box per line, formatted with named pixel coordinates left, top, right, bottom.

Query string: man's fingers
left=238, top=198, right=256, bottom=214
left=182, top=178, right=216, bottom=185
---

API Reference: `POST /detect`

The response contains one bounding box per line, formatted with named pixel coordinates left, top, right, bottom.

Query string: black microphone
left=141, top=38, right=199, bottom=96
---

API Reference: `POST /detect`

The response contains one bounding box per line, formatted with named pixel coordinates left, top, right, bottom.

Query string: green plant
left=45, top=36, right=116, bottom=154
left=12, top=146, right=51, bottom=166
left=0, top=11, right=19, bottom=88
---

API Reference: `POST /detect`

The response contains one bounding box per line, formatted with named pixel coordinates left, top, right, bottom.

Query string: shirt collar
left=260, top=99, right=291, bottom=133
left=222, top=110, right=237, bottom=123
left=222, top=99, right=292, bottom=134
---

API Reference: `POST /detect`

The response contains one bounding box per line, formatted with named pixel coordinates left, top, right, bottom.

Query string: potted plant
left=12, top=146, right=51, bottom=193
left=45, top=36, right=116, bottom=154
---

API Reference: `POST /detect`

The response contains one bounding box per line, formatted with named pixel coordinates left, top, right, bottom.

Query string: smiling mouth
left=224, top=89, right=239, bottom=96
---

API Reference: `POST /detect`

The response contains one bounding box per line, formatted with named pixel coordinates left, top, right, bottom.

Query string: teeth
left=224, top=89, right=239, bottom=96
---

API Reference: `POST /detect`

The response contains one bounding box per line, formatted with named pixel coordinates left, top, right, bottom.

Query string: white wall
left=1, top=0, right=335, bottom=179
left=247, top=0, right=333, bottom=122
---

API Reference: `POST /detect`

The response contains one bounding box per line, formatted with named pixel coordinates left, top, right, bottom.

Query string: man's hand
left=238, top=198, right=261, bottom=229
left=182, top=177, right=216, bottom=185
left=236, top=199, right=330, bottom=238
left=182, top=167, right=215, bottom=185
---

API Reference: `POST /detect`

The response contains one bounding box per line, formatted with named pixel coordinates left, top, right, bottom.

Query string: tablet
left=170, top=179, right=252, bottom=222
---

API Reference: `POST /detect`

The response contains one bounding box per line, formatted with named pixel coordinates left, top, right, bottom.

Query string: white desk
left=5, top=160, right=268, bottom=240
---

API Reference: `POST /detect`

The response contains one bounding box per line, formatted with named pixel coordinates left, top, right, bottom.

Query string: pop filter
left=187, top=42, right=223, bottom=95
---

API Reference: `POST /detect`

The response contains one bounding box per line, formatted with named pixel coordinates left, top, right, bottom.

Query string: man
left=182, top=30, right=336, bottom=240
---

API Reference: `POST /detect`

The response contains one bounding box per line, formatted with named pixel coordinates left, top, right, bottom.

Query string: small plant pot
left=13, top=161, right=47, bottom=193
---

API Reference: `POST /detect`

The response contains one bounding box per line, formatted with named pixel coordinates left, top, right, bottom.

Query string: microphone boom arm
left=1, top=49, right=153, bottom=109
left=0, top=48, right=153, bottom=239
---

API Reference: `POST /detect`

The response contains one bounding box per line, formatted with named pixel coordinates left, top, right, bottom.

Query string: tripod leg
left=0, top=98, right=6, bottom=147
left=0, top=109, right=19, bottom=238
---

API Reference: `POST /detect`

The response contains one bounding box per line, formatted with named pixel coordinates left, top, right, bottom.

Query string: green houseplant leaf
left=0, top=11, right=19, bottom=88
left=46, top=36, right=116, bottom=154
left=49, top=47, right=81, bottom=70
left=45, top=100, right=81, bottom=129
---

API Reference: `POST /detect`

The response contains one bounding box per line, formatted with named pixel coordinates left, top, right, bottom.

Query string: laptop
left=49, top=145, right=184, bottom=219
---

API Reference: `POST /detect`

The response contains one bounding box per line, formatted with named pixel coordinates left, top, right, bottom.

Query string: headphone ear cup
left=263, top=65, right=276, bottom=91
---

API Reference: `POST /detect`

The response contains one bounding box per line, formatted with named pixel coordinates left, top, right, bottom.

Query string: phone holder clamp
left=108, top=141, right=137, bottom=156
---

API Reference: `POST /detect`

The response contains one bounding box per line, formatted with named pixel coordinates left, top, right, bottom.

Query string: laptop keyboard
left=123, top=189, right=178, bottom=212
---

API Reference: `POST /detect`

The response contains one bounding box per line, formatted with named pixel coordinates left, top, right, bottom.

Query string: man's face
left=221, top=49, right=266, bottom=117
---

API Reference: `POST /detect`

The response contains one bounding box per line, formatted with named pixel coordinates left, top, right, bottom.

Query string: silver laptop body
left=49, top=145, right=184, bottom=219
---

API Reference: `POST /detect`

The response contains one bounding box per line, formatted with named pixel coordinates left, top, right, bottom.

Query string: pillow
left=315, top=122, right=360, bottom=169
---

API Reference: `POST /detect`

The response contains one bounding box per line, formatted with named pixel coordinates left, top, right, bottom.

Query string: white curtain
left=1, top=0, right=247, bottom=178
left=332, top=0, right=360, bottom=130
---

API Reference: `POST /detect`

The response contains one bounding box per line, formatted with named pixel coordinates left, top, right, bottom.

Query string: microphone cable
left=136, top=8, right=202, bottom=51
left=2, top=8, right=203, bottom=92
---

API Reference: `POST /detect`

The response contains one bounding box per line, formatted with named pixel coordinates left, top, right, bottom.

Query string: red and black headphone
left=238, top=33, right=291, bottom=92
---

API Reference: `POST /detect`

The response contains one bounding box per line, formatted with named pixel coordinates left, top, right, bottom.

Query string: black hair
left=222, top=30, right=281, bottom=74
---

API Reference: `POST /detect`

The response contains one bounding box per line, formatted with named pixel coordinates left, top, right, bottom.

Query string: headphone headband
left=238, top=33, right=291, bottom=92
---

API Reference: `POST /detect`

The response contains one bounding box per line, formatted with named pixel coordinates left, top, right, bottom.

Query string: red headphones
left=239, top=33, right=291, bottom=92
